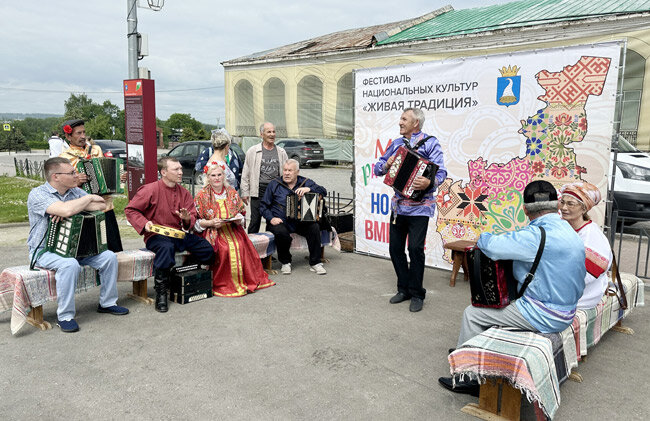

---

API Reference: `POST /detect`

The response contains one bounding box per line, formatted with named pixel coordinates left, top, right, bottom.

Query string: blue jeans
left=34, top=250, right=119, bottom=321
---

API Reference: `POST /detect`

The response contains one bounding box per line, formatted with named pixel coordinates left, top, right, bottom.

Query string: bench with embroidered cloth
left=289, top=227, right=341, bottom=263
left=447, top=272, right=645, bottom=421
left=0, top=234, right=280, bottom=334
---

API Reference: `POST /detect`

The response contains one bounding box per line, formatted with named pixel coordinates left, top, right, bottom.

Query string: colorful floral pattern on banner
left=436, top=55, right=612, bottom=253
left=353, top=43, right=620, bottom=270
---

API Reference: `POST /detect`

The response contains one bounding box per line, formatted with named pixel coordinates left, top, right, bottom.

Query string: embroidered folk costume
left=195, top=184, right=275, bottom=297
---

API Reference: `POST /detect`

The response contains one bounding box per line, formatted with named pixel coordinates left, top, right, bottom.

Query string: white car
left=610, top=136, right=650, bottom=220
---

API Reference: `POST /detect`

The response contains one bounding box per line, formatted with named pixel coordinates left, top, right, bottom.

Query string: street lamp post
left=127, top=0, right=139, bottom=79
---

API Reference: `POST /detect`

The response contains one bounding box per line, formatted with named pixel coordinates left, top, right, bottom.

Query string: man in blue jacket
left=438, top=180, right=586, bottom=396
left=260, top=159, right=327, bottom=275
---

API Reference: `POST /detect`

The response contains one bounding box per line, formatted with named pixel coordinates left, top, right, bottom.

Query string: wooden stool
left=443, top=240, right=476, bottom=287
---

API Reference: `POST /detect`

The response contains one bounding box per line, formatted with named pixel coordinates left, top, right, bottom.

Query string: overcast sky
left=1, top=0, right=506, bottom=124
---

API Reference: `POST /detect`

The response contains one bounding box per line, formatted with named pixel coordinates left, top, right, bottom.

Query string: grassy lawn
left=0, top=176, right=129, bottom=224
left=0, top=176, right=42, bottom=223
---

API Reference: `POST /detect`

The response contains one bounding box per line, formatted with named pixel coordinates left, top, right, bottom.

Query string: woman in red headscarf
left=558, top=182, right=612, bottom=309
left=194, top=165, right=275, bottom=296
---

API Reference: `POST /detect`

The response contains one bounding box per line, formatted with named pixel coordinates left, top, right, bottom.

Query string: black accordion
left=383, top=146, right=438, bottom=201
left=286, top=192, right=324, bottom=222
left=76, top=157, right=125, bottom=195
left=45, top=210, right=108, bottom=258
left=169, top=265, right=212, bottom=304
left=466, top=246, right=518, bottom=308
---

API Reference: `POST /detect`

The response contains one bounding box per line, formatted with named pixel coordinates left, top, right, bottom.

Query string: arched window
left=336, top=72, right=354, bottom=138
left=297, top=75, right=323, bottom=138
left=263, top=78, right=287, bottom=137
left=234, top=79, right=255, bottom=136
left=616, top=49, right=645, bottom=145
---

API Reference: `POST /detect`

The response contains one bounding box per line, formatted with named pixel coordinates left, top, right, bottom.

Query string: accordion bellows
left=466, top=246, right=518, bottom=308
left=286, top=192, right=323, bottom=222
left=383, top=146, right=438, bottom=201
left=45, top=210, right=108, bottom=258
left=76, top=157, right=125, bottom=194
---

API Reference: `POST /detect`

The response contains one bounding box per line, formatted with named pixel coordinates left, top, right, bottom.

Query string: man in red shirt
left=125, top=156, right=214, bottom=312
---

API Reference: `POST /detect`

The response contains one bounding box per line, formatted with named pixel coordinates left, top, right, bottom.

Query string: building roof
left=222, top=7, right=451, bottom=66
left=378, top=0, right=650, bottom=45
left=223, top=0, right=650, bottom=66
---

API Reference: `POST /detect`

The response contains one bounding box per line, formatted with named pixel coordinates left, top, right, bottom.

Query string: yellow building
left=222, top=1, right=650, bottom=152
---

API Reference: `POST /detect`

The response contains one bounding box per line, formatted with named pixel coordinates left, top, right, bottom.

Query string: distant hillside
left=0, top=113, right=62, bottom=121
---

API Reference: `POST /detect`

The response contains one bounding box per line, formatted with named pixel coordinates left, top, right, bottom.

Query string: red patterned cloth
left=195, top=185, right=275, bottom=297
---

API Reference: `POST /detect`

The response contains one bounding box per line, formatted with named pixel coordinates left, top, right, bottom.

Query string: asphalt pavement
left=1, top=151, right=649, bottom=419
left=0, top=224, right=649, bottom=420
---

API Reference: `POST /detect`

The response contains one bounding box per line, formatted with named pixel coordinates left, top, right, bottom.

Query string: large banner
left=353, top=42, right=622, bottom=269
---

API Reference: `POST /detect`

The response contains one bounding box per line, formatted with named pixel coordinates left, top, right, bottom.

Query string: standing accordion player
left=76, top=157, right=125, bottom=195
left=45, top=210, right=108, bottom=259
left=286, top=192, right=324, bottom=222
left=383, top=145, right=439, bottom=201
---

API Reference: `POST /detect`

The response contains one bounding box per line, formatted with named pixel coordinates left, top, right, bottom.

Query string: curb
left=0, top=222, right=30, bottom=228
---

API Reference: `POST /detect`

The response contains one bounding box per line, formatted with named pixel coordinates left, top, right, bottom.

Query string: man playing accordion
left=27, top=158, right=129, bottom=333
left=59, top=119, right=124, bottom=252
left=438, top=180, right=586, bottom=396
left=259, top=159, right=327, bottom=275
left=374, top=108, right=447, bottom=313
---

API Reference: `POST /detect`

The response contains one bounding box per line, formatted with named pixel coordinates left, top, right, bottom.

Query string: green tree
left=196, top=127, right=209, bottom=140
left=63, top=94, right=124, bottom=140
left=0, top=127, right=28, bottom=151
left=180, top=127, right=197, bottom=142
left=167, top=113, right=203, bottom=133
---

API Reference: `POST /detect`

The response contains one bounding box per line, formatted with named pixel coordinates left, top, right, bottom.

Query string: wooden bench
left=448, top=272, right=645, bottom=420
left=443, top=240, right=476, bottom=287
left=290, top=228, right=340, bottom=264
left=0, top=251, right=158, bottom=334
left=0, top=230, right=339, bottom=335
left=0, top=237, right=275, bottom=335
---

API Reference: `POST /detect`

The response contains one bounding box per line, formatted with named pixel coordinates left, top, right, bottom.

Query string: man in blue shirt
left=439, top=180, right=585, bottom=395
left=374, top=108, right=447, bottom=312
left=27, top=157, right=129, bottom=333
left=260, top=159, right=327, bottom=275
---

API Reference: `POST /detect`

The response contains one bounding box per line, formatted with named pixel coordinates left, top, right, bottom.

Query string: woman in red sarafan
left=194, top=165, right=275, bottom=297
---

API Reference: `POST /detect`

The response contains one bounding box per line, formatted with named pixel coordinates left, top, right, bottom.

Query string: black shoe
left=409, top=297, right=424, bottom=312
left=155, top=292, right=168, bottom=313
left=389, top=292, right=410, bottom=304
left=448, top=348, right=456, bottom=355
left=438, top=377, right=480, bottom=397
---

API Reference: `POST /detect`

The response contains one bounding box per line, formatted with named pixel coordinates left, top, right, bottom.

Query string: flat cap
left=62, top=119, right=84, bottom=134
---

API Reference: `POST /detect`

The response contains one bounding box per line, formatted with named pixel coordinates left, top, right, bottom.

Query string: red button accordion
left=466, top=246, right=518, bottom=308
left=383, top=146, right=438, bottom=201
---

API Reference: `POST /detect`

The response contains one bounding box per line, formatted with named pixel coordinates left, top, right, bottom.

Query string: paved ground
left=0, top=222, right=649, bottom=419
left=1, top=153, right=649, bottom=419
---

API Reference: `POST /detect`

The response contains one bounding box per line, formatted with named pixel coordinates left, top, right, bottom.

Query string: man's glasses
left=54, top=171, right=77, bottom=176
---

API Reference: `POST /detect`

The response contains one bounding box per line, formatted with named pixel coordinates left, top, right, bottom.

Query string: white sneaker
left=310, top=263, right=327, bottom=275
left=281, top=263, right=292, bottom=275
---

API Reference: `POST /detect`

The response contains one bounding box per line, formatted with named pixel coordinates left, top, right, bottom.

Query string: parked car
left=275, top=140, right=324, bottom=168
left=611, top=135, right=650, bottom=220
left=166, top=140, right=212, bottom=183
left=230, top=142, right=246, bottom=167
left=166, top=140, right=246, bottom=185
left=93, top=139, right=127, bottom=160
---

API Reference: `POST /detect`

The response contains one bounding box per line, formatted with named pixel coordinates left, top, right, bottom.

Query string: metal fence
left=14, top=158, right=45, bottom=180
left=607, top=212, right=649, bottom=282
